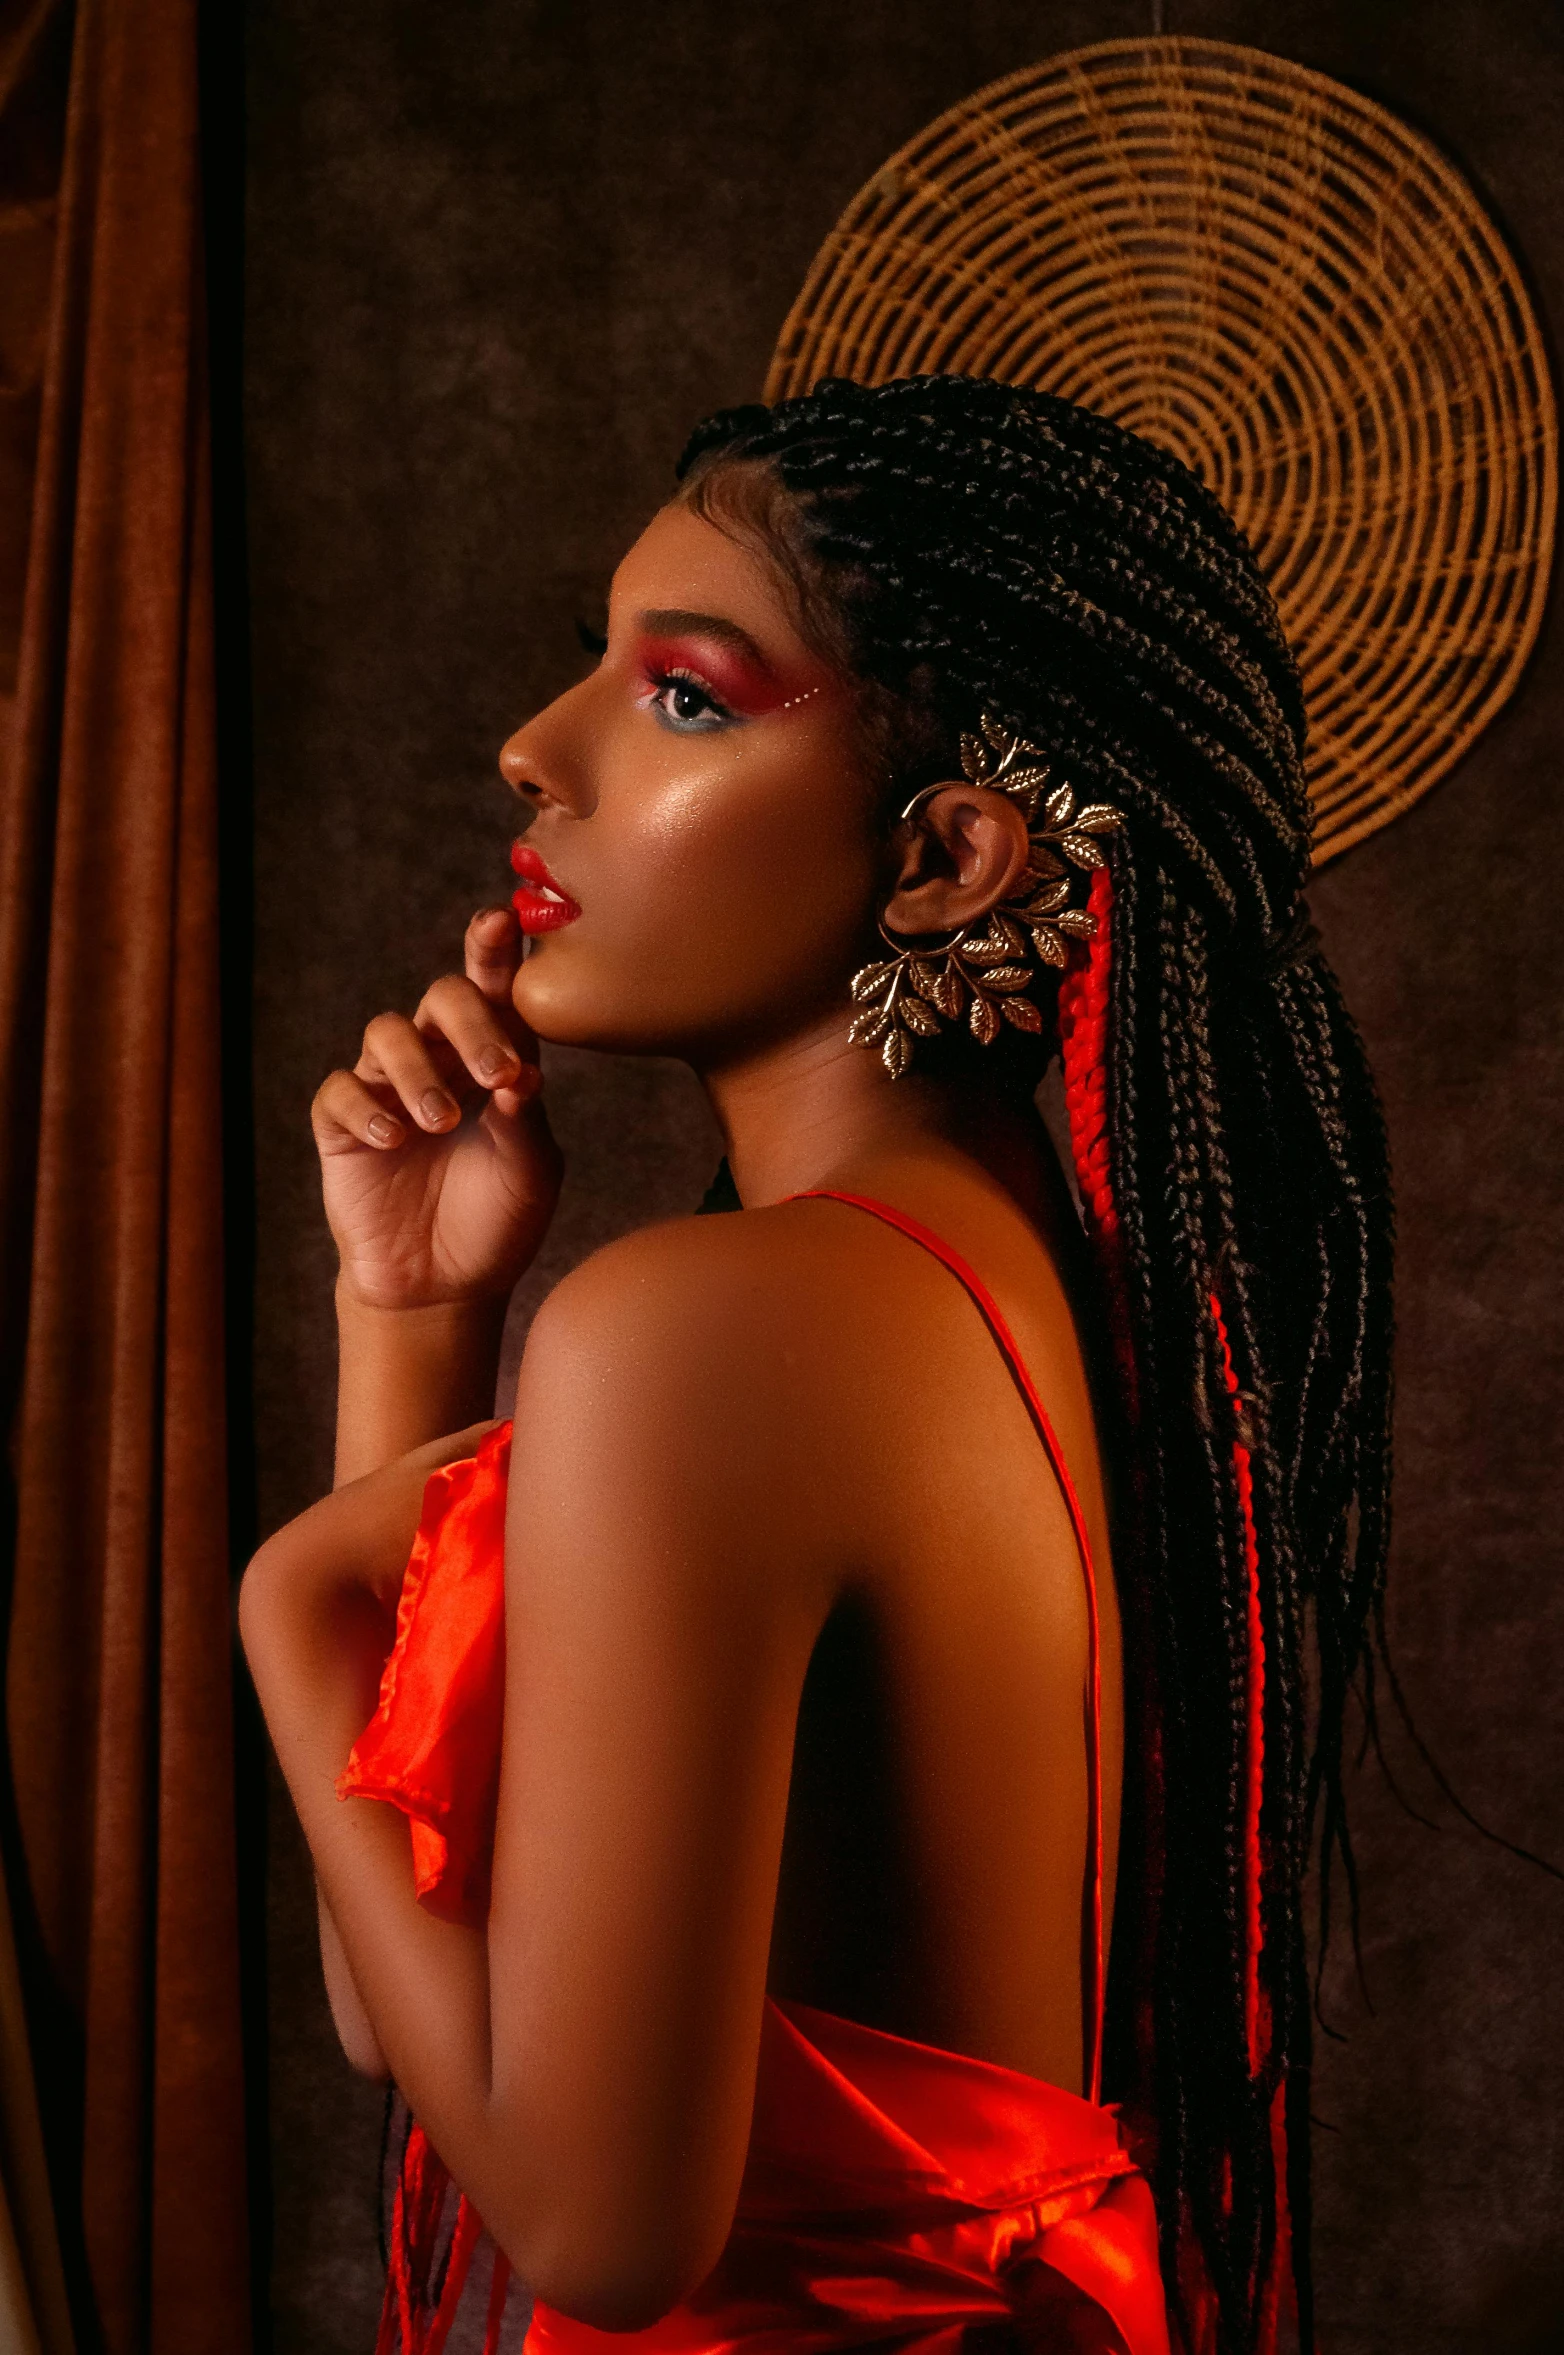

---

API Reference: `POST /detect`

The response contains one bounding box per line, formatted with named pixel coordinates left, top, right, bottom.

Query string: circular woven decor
left=766, top=39, right=1557, bottom=863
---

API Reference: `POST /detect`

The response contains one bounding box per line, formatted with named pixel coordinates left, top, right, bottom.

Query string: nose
left=499, top=682, right=596, bottom=816
left=498, top=725, right=556, bottom=811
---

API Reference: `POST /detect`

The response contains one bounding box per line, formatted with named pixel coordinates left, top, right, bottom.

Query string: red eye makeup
left=636, top=636, right=775, bottom=717
left=630, top=608, right=829, bottom=719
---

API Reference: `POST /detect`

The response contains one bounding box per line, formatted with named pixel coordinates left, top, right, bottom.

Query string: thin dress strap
left=790, top=1187, right=1106, bottom=2105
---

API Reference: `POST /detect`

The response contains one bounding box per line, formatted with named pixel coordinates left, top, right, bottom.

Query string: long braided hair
left=675, top=376, right=1393, bottom=2355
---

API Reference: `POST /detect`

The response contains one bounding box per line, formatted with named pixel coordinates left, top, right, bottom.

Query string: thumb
left=479, top=1067, right=560, bottom=1174
left=483, top=1057, right=545, bottom=1124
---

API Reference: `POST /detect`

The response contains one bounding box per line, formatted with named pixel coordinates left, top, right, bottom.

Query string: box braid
left=675, top=376, right=1394, bottom=2355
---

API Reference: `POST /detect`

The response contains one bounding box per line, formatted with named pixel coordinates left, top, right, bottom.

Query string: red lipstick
left=510, top=840, right=581, bottom=934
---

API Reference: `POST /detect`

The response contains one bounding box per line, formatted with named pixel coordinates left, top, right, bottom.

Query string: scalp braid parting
left=677, top=376, right=1393, bottom=2355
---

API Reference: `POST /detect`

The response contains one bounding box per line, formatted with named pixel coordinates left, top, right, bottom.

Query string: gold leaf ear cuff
left=848, top=714, right=1124, bottom=1078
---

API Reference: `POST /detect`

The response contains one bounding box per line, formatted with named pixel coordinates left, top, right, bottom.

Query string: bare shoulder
left=510, top=1201, right=895, bottom=1554
left=521, top=1199, right=872, bottom=1383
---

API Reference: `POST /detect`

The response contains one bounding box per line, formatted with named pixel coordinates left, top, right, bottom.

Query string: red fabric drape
left=0, top=0, right=250, bottom=2348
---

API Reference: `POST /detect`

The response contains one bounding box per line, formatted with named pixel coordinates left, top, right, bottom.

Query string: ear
left=881, top=784, right=1032, bottom=940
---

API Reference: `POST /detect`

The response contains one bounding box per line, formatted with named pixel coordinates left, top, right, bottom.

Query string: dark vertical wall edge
left=198, top=3, right=271, bottom=2346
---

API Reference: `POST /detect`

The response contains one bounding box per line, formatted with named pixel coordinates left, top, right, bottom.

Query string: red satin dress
left=339, top=1192, right=1171, bottom=2355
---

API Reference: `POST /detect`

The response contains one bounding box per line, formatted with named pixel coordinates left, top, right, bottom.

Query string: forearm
left=240, top=1535, right=499, bottom=2140
left=238, top=1456, right=468, bottom=2084
left=296, top=1717, right=494, bottom=2129
left=240, top=1557, right=556, bottom=2286
left=335, top=1282, right=509, bottom=1485
left=318, top=1880, right=389, bottom=2079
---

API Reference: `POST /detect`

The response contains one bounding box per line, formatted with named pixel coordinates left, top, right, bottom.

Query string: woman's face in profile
left=500, top=498, right=884, bottom=1065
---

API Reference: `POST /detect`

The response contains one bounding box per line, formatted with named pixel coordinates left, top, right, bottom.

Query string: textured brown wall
left=242, top=3, right=1564, bottom=2348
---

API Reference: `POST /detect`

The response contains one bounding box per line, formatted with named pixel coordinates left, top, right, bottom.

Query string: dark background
left=239, top=3, right=1564, bottom=2349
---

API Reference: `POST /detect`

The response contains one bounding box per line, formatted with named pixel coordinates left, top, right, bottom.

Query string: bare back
left=716, top=1165, right=1123, bottom=2095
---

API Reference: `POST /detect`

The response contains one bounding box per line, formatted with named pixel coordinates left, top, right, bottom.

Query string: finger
left=465, top=904, right=522, bottom=1003
left=463, top=904, right=541, bottom=1069
left=356, top=1011, right=465, bottom=1133
left=313, top=1067, right=411, bottom=1153
left=414, top=971, right=531, bottom=1092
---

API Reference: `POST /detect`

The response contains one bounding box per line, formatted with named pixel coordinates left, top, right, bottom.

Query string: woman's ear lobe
left=881, top=784, right=1032, bottom=940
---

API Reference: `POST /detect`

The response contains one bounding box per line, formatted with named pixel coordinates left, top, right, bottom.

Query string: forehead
left=609, top=501, right=813, bottom=667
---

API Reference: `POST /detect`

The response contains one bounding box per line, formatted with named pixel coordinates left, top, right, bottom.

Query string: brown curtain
left=0, top=0, right=251, bottom=2347
left=0, top=1852, right=73, bottom=2355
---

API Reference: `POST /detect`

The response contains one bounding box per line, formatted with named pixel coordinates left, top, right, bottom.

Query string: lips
left=510, top=839, right=582, bottom=934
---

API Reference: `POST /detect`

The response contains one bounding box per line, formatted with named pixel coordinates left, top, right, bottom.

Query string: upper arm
left=483, top=1222, right=831, bottom=2322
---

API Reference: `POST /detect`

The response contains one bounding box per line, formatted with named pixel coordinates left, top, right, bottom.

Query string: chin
left=512, top=941, right=679, bottom=1056
left=513, top=931, right=831, bottom=1066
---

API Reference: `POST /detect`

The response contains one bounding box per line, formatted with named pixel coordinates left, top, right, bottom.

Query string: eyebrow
left=634, top=608, right=775, bottom=672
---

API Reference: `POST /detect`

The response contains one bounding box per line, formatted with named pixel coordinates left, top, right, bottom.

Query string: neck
left=697, top=1009, right=1055, bottom=1217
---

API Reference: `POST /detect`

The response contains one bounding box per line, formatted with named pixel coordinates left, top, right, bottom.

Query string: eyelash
left=643, top=665, right=736, bottom=734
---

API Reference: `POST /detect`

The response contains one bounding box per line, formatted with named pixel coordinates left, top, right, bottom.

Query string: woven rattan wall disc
left=766, top=40, right=1557, bottom=863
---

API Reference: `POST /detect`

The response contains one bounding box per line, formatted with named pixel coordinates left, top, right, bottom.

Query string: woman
left=241, top=376, right=1392, bottom=2355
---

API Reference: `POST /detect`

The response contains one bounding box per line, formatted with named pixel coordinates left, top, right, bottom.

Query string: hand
left=312, top=907, right=563, bottom=1311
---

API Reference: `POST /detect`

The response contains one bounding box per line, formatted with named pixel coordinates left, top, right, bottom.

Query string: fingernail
left=368, top=1113, right=399, bottom=1144
left=420, top=1088, right=457, bottom=1126
left=479, top=1046, right=517, bottom=1079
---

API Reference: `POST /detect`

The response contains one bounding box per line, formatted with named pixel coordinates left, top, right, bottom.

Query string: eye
left=645, top=667, right=736, bottom=734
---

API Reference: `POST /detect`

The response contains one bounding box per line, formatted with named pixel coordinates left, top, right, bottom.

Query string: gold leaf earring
left=848, top=714, right=1125, bottom=1078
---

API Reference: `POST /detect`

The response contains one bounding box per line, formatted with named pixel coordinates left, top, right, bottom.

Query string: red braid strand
left=1058, top=867, right=1293, bottom=2352
left=1059, top=862, right=1267, bottom=2084
left=1208, top=1292, right=1265, bottom=2080
left=1058, top=866, right=1120, bottom=1256
left=1212, top=1248, right=1295, bottom=2355
left=1058, top=867, right=1137, bottom=1411
left=1057, top=863, right=1164, bottom=2121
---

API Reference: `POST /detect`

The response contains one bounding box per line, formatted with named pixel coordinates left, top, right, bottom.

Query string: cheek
left=643, top=767, right=871, bottom=939
left=516, top=741, right=881, bottom=1044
